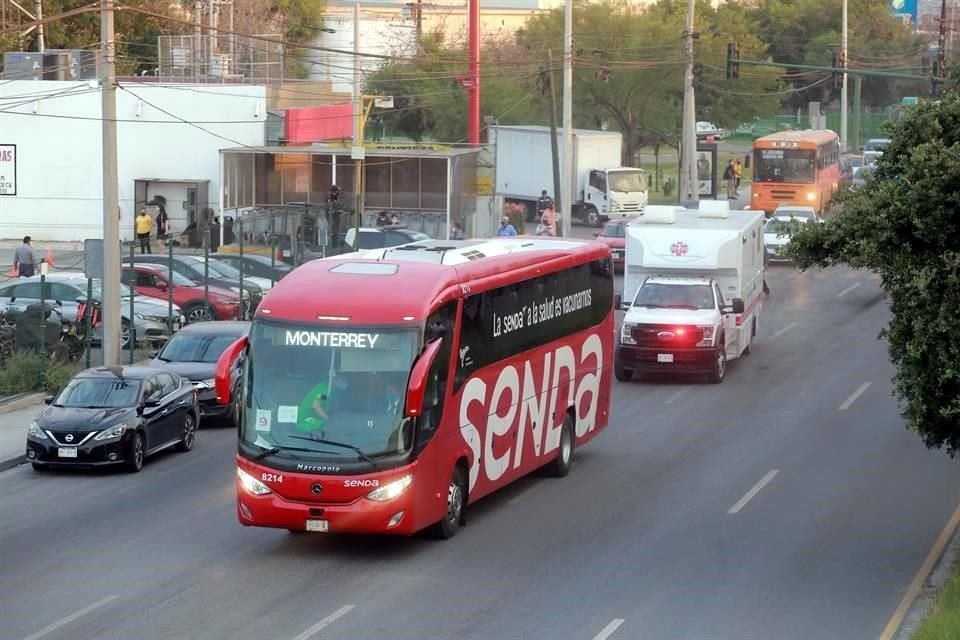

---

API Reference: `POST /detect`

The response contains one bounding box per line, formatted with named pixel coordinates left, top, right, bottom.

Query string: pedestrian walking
left=537, top=207, right=557, bottom=236
left=723, top=160, right=737, bottom=200
left=135, top=209, right=154, bottom=254
left=497, top=216, right=518, bottom=237
left=327, top=184, right=340, bottom=203
left=155, top=204, right=169, bottom=249
left=449, top=222, right=465, bottom=240
left=375, top=211, right=390, bottom=227
left=734, top=159, right=743, bottom=196
left=537, top=190, right=554, bottom=220
left=13, top=236, right=35, bottom=278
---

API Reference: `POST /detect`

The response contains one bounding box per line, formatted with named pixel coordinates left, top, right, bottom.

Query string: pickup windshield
left=240, top=320, right=420, bottom=460
left=633, top=283, right=715, bottom=310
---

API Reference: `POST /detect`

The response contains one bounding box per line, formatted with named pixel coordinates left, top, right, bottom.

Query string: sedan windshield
left=92, top=282, right=134, bottom=300
left=602, top=222, right=626, bottom=238
left=159, top=333, right=240, bottom=363
left=766, top=219, right=802, bottom=236
left=634, top=283, right=715, bottom=310
left=55, top=377, right=141, bottom=408
left=204, top=259, right=243, bottom=279
left=241, top=321, right=419, bottom=460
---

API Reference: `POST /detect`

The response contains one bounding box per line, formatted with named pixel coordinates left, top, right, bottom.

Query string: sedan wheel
left=120, top=320, right=131, bottom=350
left=126, top=431, right=144, bottom=473
left=186, top=305, right=214, bottom=324
left=176, top=413, right=197, bottom=452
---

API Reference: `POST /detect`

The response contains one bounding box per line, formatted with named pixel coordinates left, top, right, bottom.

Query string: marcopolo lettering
left=285, top=331, right=380, bottom=349
left=295, top=463, right=342, bottom=473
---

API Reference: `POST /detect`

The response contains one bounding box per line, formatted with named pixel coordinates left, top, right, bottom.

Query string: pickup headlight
left=28, top=421, right=48, bottom=440
left=94, top=423, right=130, bottom=441
left=620, top=322, right=637, bottom=345
left=238, top=467, right=272, bottom=495
left=696, top=325, right=715, bottom=347
left=366, top=475, right=413, bottom=502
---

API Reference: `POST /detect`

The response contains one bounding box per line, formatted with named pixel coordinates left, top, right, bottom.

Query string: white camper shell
left=616, top=202, right=765, bottom=383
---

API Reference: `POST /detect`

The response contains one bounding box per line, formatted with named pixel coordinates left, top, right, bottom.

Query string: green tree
left=786, top=95, right=960, bottom=453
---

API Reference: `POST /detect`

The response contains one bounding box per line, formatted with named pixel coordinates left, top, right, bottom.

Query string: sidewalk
left=0, top=395, right=46, bottom=471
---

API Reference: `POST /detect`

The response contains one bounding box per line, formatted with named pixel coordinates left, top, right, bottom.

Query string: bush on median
left=0, top=351, right=81, bottom=396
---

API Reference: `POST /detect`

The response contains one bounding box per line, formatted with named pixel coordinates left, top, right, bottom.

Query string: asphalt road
left=3, top=246, right=960, bottom=639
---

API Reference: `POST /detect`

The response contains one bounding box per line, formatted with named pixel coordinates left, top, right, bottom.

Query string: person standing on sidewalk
left=155, top=204, right=169, bottom=250
left=13, top=236, right=35, bottom=278
left=723, top=160, right=737, bottom=200
left=734, top=159, right=743, bottom=196
left=135, top=209, right=153, bottom=254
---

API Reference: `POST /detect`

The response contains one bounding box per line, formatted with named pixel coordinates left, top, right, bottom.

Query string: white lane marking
left=508, top=484, right=539, bottom=504
left=838, top=382, right=872, bottom=411
left=289, top=605, right=356, bottom=640
left=769, top=321, right=797, bottom=341
left=664, top=385, right=693, bottom=405
left=591, top=618, right=625, bottom=640
left=21, top=595, right=119, bottom=640
left=728, top=470, right=779, bottom=515
left=837, top=282, right=861, bottom=297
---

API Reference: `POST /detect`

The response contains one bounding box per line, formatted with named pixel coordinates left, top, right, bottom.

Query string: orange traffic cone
left=45, top=249, right=55, bottom=266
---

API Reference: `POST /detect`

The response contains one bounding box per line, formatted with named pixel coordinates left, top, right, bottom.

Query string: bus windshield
left=754, top=148, right=816, bottom=183
left=241, top=321, right=420, bottom=460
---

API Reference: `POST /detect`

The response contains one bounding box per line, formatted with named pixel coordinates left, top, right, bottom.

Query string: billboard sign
left=889, top=0, right=918, bottom=28
left=0, top=144, right=15, bottom=196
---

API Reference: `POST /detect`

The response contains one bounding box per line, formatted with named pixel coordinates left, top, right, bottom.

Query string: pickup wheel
left=614, top=363, right=633, bottom=382
left=707, top=343, right=727, bottom=384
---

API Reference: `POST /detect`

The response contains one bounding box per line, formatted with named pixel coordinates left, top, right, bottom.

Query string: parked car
left=0, top=272, right=182, bottom=349
left=863, top=138, right=890, bottom=165
left=771, top=204, right=823, bottom=223
left=593, top=218, right=629, bottom=271
left=26, top=366, right=199, bottom=472
left=345, top=226, right=431, bottom=250
left=209, top=252, right=293, bottom=282
left=149, top=321, right=250, bottom=425
left=121, top=264, right=242, bottom=323
left=696, top=121, right=726, bottom=140
left=123, top=255, right=263, bottom=318
left=194, top=256, right=275, bottom=293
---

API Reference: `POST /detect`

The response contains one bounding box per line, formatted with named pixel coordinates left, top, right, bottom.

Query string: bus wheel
left=431, top=465, right=466, bottom=540
left=545, top=413, right=575, bottom=477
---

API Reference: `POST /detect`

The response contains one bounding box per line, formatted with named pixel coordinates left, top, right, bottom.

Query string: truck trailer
left=492, top=125, right=647, bottom=227
left=616, top=201, right=765, bottom=384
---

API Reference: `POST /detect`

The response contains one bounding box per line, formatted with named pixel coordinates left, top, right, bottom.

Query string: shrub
left=0, top=351, right=81, bottom=396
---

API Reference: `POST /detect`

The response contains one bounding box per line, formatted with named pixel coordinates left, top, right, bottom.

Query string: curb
left=0, top=392, right=45, bottom=473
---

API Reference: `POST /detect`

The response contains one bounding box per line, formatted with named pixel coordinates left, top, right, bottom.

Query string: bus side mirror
left=215, top=335, right=248, bottom=405
left=406, top=338, right=442, bottom=419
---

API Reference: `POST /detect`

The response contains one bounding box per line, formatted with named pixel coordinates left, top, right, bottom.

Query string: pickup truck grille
left=631, top=324, right=704, bottom=347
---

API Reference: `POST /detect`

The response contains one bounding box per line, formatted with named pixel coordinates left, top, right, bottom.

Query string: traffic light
left=734, top=44, right=741, bottom=79
left=832, top=52, right=841, bottom=89
left=726, top=43, right=736, bottom=79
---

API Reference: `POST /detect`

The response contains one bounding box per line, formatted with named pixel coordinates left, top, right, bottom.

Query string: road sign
left=84, top=239, right=104, bottom=279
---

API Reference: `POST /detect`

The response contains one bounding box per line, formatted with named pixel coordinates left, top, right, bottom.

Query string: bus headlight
left=806, top=192, right=816, bottom=201
left=238, top=467, right=272, bottom=495
left=620, top=323, right=637, bottom=345
left=366, top=475, right=413, bottom=502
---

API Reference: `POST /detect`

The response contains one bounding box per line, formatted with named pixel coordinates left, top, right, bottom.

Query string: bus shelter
left=218, top=144, right=480, bottom=262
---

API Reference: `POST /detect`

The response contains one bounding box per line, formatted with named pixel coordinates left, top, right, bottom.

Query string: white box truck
left=492, top=125, right=648, bottom=227
left=615, top=201, right=765, bottom=384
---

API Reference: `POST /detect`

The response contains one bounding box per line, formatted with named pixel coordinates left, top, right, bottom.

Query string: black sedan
left=149, top=321, right=249, bottom=425
left=26, top=366, right=199, bottom=473
left=210, top=252, right=293, bottom=282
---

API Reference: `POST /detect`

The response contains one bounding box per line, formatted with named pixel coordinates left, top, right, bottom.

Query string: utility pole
left=547, top=50, right=563, bottom=220
left=352, top=0, right=364, bottom=243
left=415, top=0, right=422, bottom=51
left=840, top=0, right=848, bottom=148
left=679, top=0, right=698, bottom=206
left=209, top=0, right=216, bottom=75
left=467, top=0, right=480, bottom=145
left=194, top=1, right=202, bottom=78
left=34, top=0, right=44, bottom=52
left=936, top=0, right=948, bottom=98
left=561, top=0, right=573, bottom=237
left=101, top=0, right=121, bottom=365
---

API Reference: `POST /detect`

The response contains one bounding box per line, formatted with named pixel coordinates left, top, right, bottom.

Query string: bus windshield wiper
left=288, top=435, right=379, bottom=468
left=249, top=443, right=331, bottom=461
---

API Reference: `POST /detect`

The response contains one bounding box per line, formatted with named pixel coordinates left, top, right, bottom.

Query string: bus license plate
left=657, top=353, right=674, bottom=363
left=58, top=447, right=78, bottom=458
left=306, top=519, right=329, bottom=532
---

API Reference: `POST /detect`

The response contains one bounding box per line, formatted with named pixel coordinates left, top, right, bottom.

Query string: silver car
left=0, top=272, right=183, bottom=349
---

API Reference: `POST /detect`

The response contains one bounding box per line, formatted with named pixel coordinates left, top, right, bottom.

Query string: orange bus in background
left=750, top=130, right=840, bottom=215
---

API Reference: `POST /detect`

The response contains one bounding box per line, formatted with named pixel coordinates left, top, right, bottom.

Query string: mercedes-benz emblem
left=65, top=434, right=74, bottom=442
left=311, top=483, right=323, bottom=496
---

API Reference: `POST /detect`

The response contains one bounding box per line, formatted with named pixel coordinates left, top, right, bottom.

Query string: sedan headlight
left=27, top=421, right=48, bottom=440
left=136, top=314, right=166, bottom=323
left=696, top=325, right=715, bottom=347
left=620, top=322, right=637, bottom=345
left=194, top=378, right=215, bottom=389
left=94, top=423, right=130, bottom=441
left=238, top=467, right=272, bottom=495
left=366, top=474, right=413, bottom=502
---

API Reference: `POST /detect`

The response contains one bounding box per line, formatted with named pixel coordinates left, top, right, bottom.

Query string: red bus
left=750, top=129, right=841, bottom=214
left=214, top=238, right=614, bottom=538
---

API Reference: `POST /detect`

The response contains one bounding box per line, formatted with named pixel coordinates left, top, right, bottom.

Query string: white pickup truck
left=615, top=202, right=765, bottom=383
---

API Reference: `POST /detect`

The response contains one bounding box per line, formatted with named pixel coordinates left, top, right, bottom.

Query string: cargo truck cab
left=581, top=168, right=648, bottom=226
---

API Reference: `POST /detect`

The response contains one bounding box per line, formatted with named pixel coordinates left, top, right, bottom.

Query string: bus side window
left=417, top=301, right=457, bottom=449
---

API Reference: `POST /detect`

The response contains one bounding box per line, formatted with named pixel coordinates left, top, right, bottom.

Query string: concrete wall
left=0, top=80, right=267, bottom=241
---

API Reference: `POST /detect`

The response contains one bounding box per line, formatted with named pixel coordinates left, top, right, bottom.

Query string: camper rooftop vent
left=641, top=205, right=681, bottom=224
left=699, top=199, right=730, bottom=219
